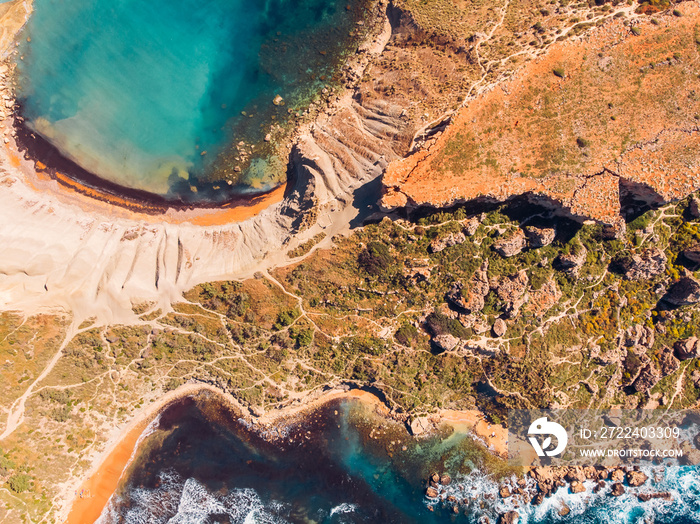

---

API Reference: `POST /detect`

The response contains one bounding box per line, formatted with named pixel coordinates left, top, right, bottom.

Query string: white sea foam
left=329, top=502, right=357, bottom=516
left=99, top=470, right=292, bottom=524
left=426, top=466, right=700, bottom=524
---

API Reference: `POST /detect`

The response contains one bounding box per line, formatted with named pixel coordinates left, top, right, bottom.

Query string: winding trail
left=0, top=320, right=81, bottom=441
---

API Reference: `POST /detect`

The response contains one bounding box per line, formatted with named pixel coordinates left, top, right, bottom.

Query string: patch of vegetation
left=7, top=473, right=32, bottom=493
left=358, top=241, right=394, bottom=276
left=287, top=233, right=327, bottom=258
left=395, top=323, right=419, bottom=346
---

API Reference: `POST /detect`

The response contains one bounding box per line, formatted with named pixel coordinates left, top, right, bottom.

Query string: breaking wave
left=426, top=466, right=700, bottom=523
left=100, top=471, right=291, bottom=524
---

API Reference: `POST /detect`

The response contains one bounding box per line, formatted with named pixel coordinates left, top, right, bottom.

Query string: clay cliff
left=380, top=2, right=700, bottom=228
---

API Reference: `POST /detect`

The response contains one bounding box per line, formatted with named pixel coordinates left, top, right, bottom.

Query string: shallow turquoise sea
left=15, top=0, right=365, bottom=197
left=100, top=397, right=700, bottom=524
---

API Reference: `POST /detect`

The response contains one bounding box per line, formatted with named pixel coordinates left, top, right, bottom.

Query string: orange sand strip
left=189, top=185, right=286, bottom=226
left=64, top=417, right=150, bottom=524
left=4, top=138, right=286, bottom=226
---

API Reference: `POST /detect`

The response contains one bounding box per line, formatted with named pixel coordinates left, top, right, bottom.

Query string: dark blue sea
left=98, top=396, right=700, bottom=523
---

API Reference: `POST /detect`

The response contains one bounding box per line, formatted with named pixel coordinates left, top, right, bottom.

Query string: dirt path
left=0, top=319, right=80, bottom=441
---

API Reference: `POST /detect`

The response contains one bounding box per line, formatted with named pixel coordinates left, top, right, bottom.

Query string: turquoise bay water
left=100, top=397, right=700, bottom=523
left=15, top=0, right=365, bottom=198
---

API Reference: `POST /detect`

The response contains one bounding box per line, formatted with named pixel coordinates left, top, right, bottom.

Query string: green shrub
left=576, top=137, right=590, bottom=148
left=672, top=9, right=682, bottom=17
left=273, top=309, right=300, bottom=330
left=358, top=242, right=393, bottom=276
left=395, top=324, right=419, bottom=346
left=631, top=26, right=641, bottom=36
left=553, top=67, right=565, bottom=78
left=290, top=326, right=314, bottom=347
left=425, top=312, right=469, bottom=339
left=8, top=473, right=31, bottom=493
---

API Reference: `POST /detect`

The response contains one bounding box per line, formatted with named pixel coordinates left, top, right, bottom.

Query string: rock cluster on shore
left=425, top=464, right=674, bottom=522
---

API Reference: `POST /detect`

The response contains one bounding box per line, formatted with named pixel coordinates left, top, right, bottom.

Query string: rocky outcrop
left=463, top=215, right=482, bottom=236
left=658, top=346, right=680, bottom=376
left=526, top=278, right=562, bottom=318
left=525, top=226, right=555, bottom=248
left=569, top=481, right=586, bottom=494
left=491, top=270, right=529, bottom=318
left=632, top=363, right=660, bottom=392
left=617, top=248, right=667, bottom=281
left=610, top=469, right=625, bottom=483
left=689, top=195, right=700, bottom=218
left=674, top=337, right=700, bottom=360
left=498, top=511, right=519, bottom=524
left=445, top=261, right=489, bottom=313
left=380, top=10, right=700, bottom=225
left=493, top=230, right=526, bottom=258
left=430, top=231, right=466, bottom=253
left=410, top=416, right=433, bottom=436
left=682, top=243, right=700, bottom=264
left=663, top=277, right=700, bottom=306
left=433, top=333, right=460, bottom=352
left=626, top=470, right=648, bottom=487
left=638, top=492, right=672, bottom=502
left=623, top=324, right=655, bottom=349
left=610, top=483, right=625, bottom=497
left=492, top=318, right=507, bottom=337
left=555, top=246, right=587, bottom=277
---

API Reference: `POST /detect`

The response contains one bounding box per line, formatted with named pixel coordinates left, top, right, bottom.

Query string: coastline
left=3, top=0, right=377, bottom=220
left=12, top=117, right=290, bottom=217
left=61, top=383, right=506, bottom=523
left=0, top=0, right=394, bottom=326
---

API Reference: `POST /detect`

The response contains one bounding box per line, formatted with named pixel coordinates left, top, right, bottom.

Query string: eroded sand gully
left=0, top=1, right=406, bottom=327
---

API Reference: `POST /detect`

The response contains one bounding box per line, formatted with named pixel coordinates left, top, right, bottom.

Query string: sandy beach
left=61, top=384, right=507, bottom=523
